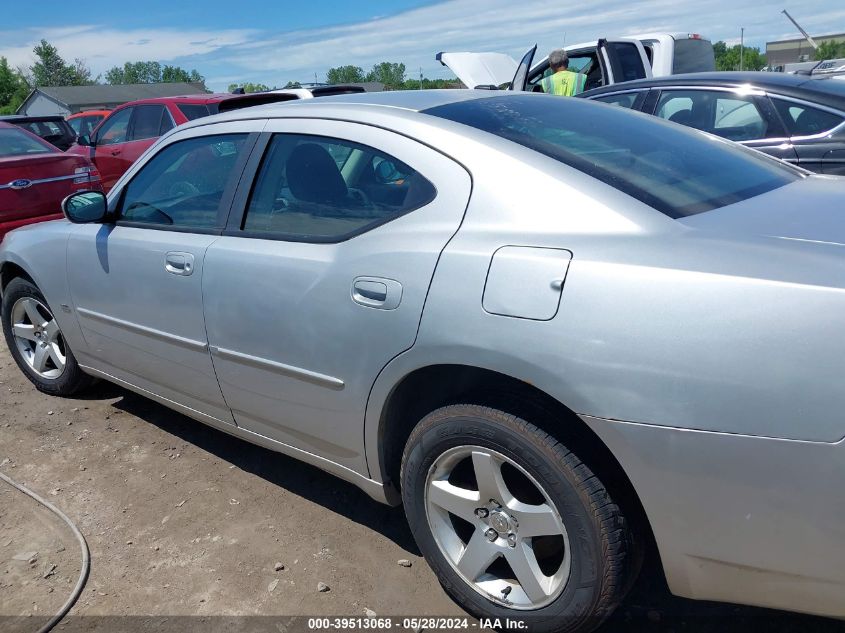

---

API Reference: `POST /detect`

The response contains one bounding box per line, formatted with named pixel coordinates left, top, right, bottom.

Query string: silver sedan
left=1, top=90, right=843, bottom=631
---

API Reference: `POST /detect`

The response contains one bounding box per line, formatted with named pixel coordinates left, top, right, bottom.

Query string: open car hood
left=436, top=51, right=518, bottom=89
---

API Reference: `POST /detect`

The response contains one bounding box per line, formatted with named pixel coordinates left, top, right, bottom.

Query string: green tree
left=365, top=62, right=405, bottom=89
left=814, top=40, right=845, bottom=61
left=400, top=77, right=458, bottom=90
left=283, top=81, right=301, bottom=89
left=0, top=56, right=30, bottom=114
left=105, top=61, right=163, bottom=84
left=227, top=82, right=271, bottom=93
left=326, top=65, right=365, bottom=84
left=30, top=39, right=94, bottom=86
left=713, top=41, right=766, bottom=71
left=161, top=65, right=204, bottom=84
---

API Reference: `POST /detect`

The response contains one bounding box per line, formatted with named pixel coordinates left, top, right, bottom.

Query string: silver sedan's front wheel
left=425, top=446, right=571, bottom=609
left=402, top=404, right=633, bottom=633
left=10, top=296, right=67, bottom=379
left=2, top=277, right=92, bottom=396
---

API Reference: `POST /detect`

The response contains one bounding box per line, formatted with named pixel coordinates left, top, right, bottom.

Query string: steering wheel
left=347, top=187, right=371, bottom=208
left=169, top=181, right=201, bottom=198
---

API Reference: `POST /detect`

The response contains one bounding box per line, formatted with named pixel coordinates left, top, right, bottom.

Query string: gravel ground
left=0, top=344, right=842, bottom=633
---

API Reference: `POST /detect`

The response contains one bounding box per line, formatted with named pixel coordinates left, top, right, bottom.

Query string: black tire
left=401, top=404, right=631, bottom=633
left=1, top=277, right=93, bottom=396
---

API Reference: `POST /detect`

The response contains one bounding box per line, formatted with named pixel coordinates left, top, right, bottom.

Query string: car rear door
left=596, top=38, right=653, bottom=86
left=66, top=122, right=259, bottom=425
left=201, top=119, right=472, bottom=474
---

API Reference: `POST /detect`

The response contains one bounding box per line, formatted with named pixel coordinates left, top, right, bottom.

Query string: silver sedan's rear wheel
left=402, top=404, right=632, bottom=633
left=10, top=296, right=67, bottom=379
left=2, top=277, right=93, bottom=396
left=425, top=445, right=571, bottom=609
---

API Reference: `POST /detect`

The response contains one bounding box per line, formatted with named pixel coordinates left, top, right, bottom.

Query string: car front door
left=91, top=107, right=134, bottom=190
left=648, top=87, right=799, bottom=164
left=66, top=122, right=259, bottom=425
left=202, top=119, right=471, bottom=473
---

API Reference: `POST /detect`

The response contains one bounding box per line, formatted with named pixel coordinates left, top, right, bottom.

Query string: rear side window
left=119, top=134, right=248, bottom=230
left=0, top=128, right=52, bottom=156
left=591, top=92, right=641, bottom=108
left=177, top=104, right=212, bottom=121
left=131, top=105, right=171, bottom=141
left=241, top=134, right=436, bottom=241
left=771, top=99, right=844, bottom=136
left=604, top=42, right=648, bottom=82
left=425, top=95, right=799, bottom=218
left=672, top=38, right=716, bottom=73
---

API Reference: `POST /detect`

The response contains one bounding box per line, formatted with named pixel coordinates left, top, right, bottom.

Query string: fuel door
left=483, top=247, right=572, bottom=321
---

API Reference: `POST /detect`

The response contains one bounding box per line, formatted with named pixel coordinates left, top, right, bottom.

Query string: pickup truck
left=437, top=33, right=715, bottom=92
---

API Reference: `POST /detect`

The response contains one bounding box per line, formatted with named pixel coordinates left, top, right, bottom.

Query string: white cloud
left=0, top=1, right=837, bottom=91
left=0, top=25, right=257, bottom=76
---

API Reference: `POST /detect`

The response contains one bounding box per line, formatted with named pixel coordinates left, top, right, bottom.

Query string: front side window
left=655, top=90, right=769, bottom=141
left=425, top=95, right=799, bottom=218
left=119, top=134, right=248, bottom=229
left=242, top=134, right=436, bottom=241
left=96, top=108, right=132, bottom=145
left=771, top=98, right=844, bottom=136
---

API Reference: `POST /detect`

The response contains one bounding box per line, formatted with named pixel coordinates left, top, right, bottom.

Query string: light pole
left=740, top=27, right=745, bottom=71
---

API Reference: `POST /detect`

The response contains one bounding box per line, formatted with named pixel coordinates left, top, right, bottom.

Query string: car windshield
left=424, top=95, right=800, bottom=218
left=0, top=127, right=53, bottom=157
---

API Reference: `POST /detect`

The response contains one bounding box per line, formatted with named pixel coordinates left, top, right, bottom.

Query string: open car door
left=510, top=45, right=538, bottom=91
left=436, top=49, right=529, bottom=89
left=596, top=38, right=653, bottom=86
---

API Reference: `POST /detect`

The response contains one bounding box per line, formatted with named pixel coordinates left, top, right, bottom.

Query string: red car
left=0, top=122, right=101, bottom=241
left=66, top=94, right=240, bottom=191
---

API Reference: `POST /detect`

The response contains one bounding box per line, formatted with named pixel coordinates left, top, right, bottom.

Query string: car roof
left=67, top=110, right=111, bottom=118
left=580, top=72, right=845, bottom=110
left=220, top=89, right=492, bottom=116
left=115, top=93, right=234, bottom=108
left=0, top=114, right=66, bottom=122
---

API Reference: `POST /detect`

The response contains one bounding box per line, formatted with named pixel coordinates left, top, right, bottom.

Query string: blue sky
left=0, top=0, right=840, bottom=91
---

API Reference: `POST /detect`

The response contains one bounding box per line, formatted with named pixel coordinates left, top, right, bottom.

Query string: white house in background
left=17, top=83, right=208, bottom=116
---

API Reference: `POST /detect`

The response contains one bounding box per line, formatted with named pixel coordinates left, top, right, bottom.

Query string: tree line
left=0, top=39, right=204, bottom=114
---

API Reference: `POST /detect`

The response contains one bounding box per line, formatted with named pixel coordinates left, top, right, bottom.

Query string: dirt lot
left=1, top=344, right=842, bottom=633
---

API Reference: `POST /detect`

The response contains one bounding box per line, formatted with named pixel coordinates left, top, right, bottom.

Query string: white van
left=437, top=33, right=715, bottom=92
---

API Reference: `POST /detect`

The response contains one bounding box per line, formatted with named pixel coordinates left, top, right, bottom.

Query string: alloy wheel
left=10, top=297, right=67, bottom=379
left=424, top=445, right=571, bottom=610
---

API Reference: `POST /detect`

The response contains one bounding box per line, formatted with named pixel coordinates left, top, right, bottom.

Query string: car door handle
left=351, top=277, right=402, bottom=310
left=110, top=150, right=121, bottom=156
left=354, top=280, right=387, bottom=302
left=165, top=252, right=194, bottom=276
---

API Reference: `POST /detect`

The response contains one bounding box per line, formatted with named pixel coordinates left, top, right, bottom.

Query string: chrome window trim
left=585, top=88, right=649, bottom=100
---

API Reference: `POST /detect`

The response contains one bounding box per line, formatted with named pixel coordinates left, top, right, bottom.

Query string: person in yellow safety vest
left=540, top=49, right=586, bottom=96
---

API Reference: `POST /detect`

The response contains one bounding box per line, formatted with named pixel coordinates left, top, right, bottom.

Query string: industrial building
left=766, top=32, right=845, bottom=67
